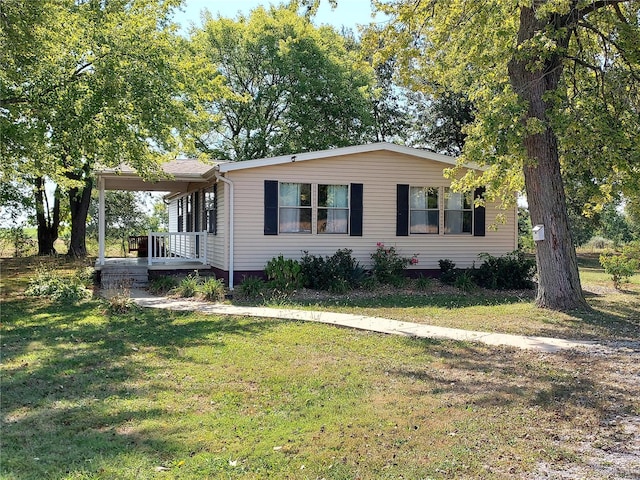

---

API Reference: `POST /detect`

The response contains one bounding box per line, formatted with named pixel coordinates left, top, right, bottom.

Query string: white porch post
left=148, top=231, right=152, bottom=266
left=98, top=176, right=105, bottom=266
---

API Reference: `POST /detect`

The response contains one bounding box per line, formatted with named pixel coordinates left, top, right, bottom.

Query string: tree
left=191, top=5, right=375, bottom=160
left=87, top=191, right=150, bottom=256
left=405, top=90, right=474, bottom=156
left=1, top=0, right=198, bottom=257
left=373, top=1, right=640, bottom=310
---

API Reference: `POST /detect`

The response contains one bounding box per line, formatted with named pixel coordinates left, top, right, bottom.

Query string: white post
left=148, top=231, right=152, bottom=266
left=202, top=232, right=207, bottom=265
left=98, top=177, right=105, bottom=266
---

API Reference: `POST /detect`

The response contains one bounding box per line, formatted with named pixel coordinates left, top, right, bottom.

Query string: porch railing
left=147, top=232, right=207, bottom=266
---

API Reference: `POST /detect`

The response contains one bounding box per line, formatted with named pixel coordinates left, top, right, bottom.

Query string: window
left=177, top=198, right=184, bottom=232
left=318, top=184, right=349, bottom=234
left=444, top=188, right=472, bottom=234
left=279, top=182, right=312, bottom=233
left=204, top=185, right=217, bottom=234
left=186, top=193, right=193, bottom=232
left=410, top=187, right=439, bottom=234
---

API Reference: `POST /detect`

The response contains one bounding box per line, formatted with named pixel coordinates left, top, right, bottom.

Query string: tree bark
left=508, top=6, right=589, bottom=311
left=34, top=177, right=60, bottom=256
left=67, top=173, right=93, bottom=258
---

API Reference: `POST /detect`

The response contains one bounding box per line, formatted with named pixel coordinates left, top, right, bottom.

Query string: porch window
left=410, top=187, right=439, bottom=234
left=318, top=184, right=349, bottom=234
left=186, top=193, right=193, bottom=232
left=177, top=197, right=184, bottom=232
left=444, top=188, right=472, bottom=234
left=279, top=182, right=311, bottom=233
left=204, top=185, right=217, bottom=234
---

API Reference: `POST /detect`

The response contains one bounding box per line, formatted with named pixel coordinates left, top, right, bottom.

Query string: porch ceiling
left=100, top=175, right=208, bottom=192
left=97, top=158, right=217, bottom=192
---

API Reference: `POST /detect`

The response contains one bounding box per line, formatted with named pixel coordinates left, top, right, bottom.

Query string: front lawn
left=1, top=257, right=639, bottom=479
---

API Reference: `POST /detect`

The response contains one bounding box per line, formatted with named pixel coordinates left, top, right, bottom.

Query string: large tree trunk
left=67, top=174, right=93, bottom=258
left=34, top=177, right=60, bottom=256
left=508, top=7, right=588, bottom=311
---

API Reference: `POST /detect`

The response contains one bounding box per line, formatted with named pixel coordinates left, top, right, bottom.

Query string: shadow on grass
left=391, top=338, right=632, bottom=423
left=1, top=297, right=281, bottom=479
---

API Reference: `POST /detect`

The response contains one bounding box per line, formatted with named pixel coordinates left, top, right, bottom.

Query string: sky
left=172, top=0, right=385, bottom=33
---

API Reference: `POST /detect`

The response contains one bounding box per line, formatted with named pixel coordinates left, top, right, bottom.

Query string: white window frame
left=409, top=186, right=440, bottom=234
left=444, top=188, right=473, bottom=235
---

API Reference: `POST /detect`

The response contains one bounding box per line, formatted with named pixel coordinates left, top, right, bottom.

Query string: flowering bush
left=371, top=243, right=418, bottom=285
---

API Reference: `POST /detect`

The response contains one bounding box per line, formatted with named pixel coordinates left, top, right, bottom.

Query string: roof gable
left=216, top=142, right=462, bottom=173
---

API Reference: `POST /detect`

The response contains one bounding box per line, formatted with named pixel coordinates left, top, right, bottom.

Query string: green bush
left=25, top=265, right=92, bottom=303
left=172, top=272, right=200, bottom=298
left=473, top=251, right=536, bottom=290
left=149, top=276, right=178, bottom=295
left=300, top=249, right=364, bottom=292
left=371, top=243, right=417, bottom=285
left=438, top=259, right=459, bottom=285
left=454, top=270, right=475, bottom=292
left=584, top=236, right=615, bottom=251
left=600, top=248, right=639, bottom=289
left=415, top=274, right=432, bottom=291
left=200, top=277, right=226, bottom=302
left=265, top=255, right=303, bottom=292
left=237, top=276, right=266, bottom=298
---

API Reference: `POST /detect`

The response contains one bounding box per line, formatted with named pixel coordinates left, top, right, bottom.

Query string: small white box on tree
left=532, top=224, right=545, bottom=242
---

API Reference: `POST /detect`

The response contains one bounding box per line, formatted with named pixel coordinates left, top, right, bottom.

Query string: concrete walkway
left=130, top=289, right=599, bottom=353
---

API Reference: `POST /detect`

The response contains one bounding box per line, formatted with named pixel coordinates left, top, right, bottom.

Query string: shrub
left=265, top=255, right=303, bottom=292
left=300, top=252, right=326, bottom=290
left=301, top=249, right=364, bottom=292
left=237, top=276, right=266, bottom=299
left=584, top=236, right=614, bottom=251
left=105, top=290, right=136, bottom=314
left=415, top=274, right=432, bottom=291
left=600, top=248, right=639, bottom=289
left=200, top=277, right=226, bottom=302
left=454, top=270, right=475, bottom=292
left=0, top=226, right=34, bottom=257
left=473, top=251, right=536, bottom=290
left=438, top=259, right=458, bottom=285
left=149, top=276, right=178, bottom=295
left=25, top=265, right=93, bottom=303
left=371, top=243, right=417, bottom=285
left=173, top=271, right=200, bottom=298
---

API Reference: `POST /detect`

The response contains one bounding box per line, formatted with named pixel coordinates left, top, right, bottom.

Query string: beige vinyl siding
left=207, top=181, right=228, bottom=270
left=168, top=200, right=178, bottom=232
left=226, top=151, right=517, bottom=271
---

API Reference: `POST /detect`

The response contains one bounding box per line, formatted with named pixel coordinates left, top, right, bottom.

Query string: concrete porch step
left=100, top=265, right=149, bottom=289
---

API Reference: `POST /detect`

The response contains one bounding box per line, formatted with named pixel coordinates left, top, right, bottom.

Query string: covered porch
left=95, top=160, right=215, bottom=286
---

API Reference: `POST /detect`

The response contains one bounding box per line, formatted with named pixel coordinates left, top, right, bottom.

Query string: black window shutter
left=396, top=184, right=409, bottom=236
left=473, top=187, right=486, bottom=237
left=350, top=183, right=363, bottom=236
left=264, top=180, right=278, bottom=235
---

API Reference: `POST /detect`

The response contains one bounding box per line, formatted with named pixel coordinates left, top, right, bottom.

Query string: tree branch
left=577, top=19, right=640, bottom=83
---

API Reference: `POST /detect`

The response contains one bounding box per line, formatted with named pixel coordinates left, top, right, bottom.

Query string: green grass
left=2, top=256, right=639, bottom=479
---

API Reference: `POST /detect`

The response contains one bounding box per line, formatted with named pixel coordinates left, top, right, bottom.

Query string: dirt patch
left=528, top=347, right=640, bottom=479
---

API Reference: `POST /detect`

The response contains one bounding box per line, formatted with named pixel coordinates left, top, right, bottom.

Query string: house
left=95, top=142, right=517, bottom=289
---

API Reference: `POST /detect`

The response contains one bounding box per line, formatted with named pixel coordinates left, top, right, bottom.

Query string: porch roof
left=96, top=158, right=221, bottom=192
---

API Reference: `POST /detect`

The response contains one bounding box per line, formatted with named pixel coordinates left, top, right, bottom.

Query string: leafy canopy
left=191, top=4, right=376, bottom=160
left=372, top=0, right=640, bottom=209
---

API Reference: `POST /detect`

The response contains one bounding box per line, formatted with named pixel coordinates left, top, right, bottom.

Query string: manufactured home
left=95, top=143, right=517, bottom=288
